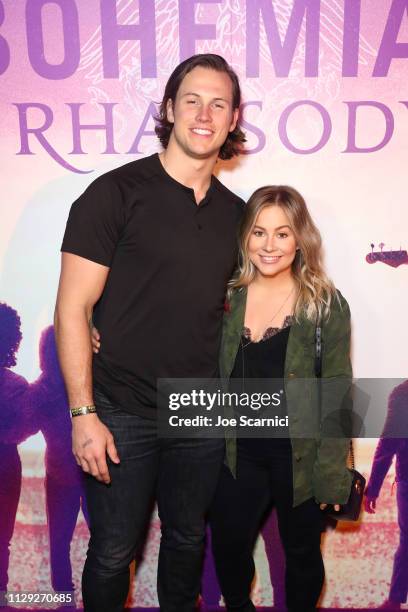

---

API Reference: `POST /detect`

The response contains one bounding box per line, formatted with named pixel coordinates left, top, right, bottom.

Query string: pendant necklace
left=241, top=285, right=296, bottom=349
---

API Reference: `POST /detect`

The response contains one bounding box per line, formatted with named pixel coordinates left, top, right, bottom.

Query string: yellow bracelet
left=70, top=405, right=97, bottom=418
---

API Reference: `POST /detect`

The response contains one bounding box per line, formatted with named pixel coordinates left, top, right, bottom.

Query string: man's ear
left=229, top=107, right=239, bottom=133
left=167, top=99, right=175, bottom=124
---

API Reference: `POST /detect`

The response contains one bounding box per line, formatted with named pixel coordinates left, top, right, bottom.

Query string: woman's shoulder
left=330, top=288, right=351, bottom=318
left=293, top=287, right=350, bottom=329
left=321, top=288, right=351, bottom=344
left=226, top=286, right=246, bottom=310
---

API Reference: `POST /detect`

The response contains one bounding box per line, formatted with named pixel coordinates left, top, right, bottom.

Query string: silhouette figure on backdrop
left=365, top=380, right=408, bottom=610
left=29, top=326, right=89, bottom=595
left=0, top=303, right=34, bottom=591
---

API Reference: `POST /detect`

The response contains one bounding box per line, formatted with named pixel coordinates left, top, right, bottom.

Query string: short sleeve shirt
left=61, top=153, right=244, bottom=417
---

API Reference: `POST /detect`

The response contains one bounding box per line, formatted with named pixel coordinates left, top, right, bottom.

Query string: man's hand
left=319, top=503, right=341, bottom=511
left=364, top=495, right=377, bottom=514
left=72, top=413, right=120, bottom=484
left=91, top=326, right=101, bottom=353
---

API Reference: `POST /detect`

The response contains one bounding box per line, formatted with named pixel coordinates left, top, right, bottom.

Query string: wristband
left=70, top=405, right=97, bottom=418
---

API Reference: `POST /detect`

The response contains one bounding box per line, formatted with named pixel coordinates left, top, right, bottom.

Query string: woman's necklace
left=242, top=285, right=296, bottom=348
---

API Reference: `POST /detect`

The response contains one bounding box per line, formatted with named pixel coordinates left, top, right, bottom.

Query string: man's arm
left=54, top=252, right=119, bottom=484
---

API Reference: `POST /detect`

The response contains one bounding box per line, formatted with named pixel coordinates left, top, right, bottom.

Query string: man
left=364, top=381, right=408, bottom=610
left=54, top=54, right=245, bottom=612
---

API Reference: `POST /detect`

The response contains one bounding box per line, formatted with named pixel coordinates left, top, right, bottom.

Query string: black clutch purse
left=323, top=452, right=366, bottom=522
left=315, top=321, right=365, bottom=523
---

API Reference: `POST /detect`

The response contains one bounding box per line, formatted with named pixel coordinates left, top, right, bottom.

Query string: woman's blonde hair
left=230, top=185, right=337, bottom=321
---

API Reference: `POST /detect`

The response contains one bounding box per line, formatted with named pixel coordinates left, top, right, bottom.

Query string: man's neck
left=159, top=146, right=217, bottom=204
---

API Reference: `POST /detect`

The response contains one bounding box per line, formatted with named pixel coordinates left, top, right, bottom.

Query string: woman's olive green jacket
left=220, top=286, right=353, bottom=508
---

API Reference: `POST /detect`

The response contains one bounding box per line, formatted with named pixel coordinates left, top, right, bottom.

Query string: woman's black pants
left=209, top=442, right=324, bottom=612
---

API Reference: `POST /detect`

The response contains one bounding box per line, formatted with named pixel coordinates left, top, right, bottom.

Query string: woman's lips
left=259, top=255, right=281, bottom=264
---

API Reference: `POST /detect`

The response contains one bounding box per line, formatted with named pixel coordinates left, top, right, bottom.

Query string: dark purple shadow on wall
left=0, top=303, right=33, bottom=592
left=29, top=325, right=90, bottom=593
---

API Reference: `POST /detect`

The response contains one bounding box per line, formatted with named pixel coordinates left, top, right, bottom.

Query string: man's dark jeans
left=82, top=389, right=224, bottom=612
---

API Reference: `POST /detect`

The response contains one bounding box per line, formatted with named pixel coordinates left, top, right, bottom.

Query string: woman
left=90, top=185, right=352, bottom=611
left=209, top=185, right=352, bottom=612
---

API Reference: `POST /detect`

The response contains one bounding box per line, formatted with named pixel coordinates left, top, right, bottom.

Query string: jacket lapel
left=285, top=314, right=315, bottom=377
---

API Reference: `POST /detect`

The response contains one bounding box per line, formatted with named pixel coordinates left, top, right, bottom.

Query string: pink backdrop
left=1, top=0, right=408, bottom=608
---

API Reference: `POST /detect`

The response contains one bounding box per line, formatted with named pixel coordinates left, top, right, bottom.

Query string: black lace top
left=242, top=315, right=294, bottom=343
left=230, top=318, right=293, bottom=454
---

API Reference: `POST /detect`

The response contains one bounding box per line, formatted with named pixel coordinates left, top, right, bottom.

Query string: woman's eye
left=253, top=230, right=264, bottom=237
left=277, top=233, right=288, bottom=239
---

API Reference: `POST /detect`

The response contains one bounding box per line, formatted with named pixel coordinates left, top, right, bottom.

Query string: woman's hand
left=364, top=496, right=377, bottom=514
left=91, top=326, right=101, bottom=353
left=319, top=503, right=341, bottom=511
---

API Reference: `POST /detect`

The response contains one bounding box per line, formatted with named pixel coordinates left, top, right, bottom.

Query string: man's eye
left=187, top=99, right=197, bottom=104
